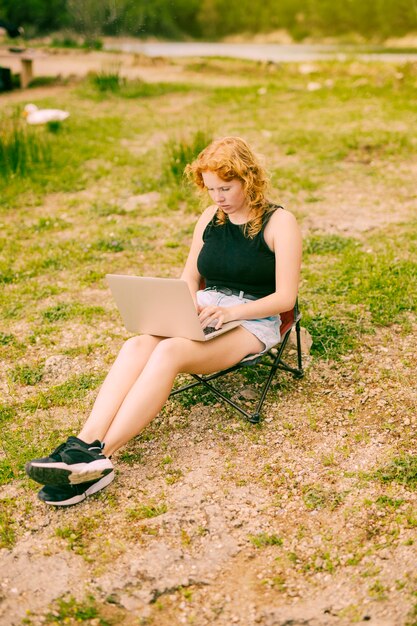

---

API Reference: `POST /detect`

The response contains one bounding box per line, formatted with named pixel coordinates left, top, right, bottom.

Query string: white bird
left=23, top=103, right=70, bottom=125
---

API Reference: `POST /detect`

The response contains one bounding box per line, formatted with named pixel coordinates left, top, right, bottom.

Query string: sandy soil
left=0, top=45, right=252, bottom=91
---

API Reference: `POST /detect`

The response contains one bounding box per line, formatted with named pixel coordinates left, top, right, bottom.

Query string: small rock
left=239, top=387, right=258, bottom=400
left=43, top=355, right=73, bottom=384
left=289, top=326, right=313, bottom=354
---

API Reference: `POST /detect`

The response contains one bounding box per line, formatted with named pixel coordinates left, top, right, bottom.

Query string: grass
left=0, top=115, right=52, bottom=178
left=301, top=226, right=417, bottom=357
left=249, top=533, right=283, bottom=548
left=22, top=373, right=104, bottom=412
left=302, top=485, right=347, bottom=510
left=45, top=595, right=107, bottom=624
left=84, top=69, right=194, bottom=100
left=8, top=363, right=44, bottom=386
left=165, top=130, right=213, bottom=182
left=89, top=68, right=126, bottom=93
left=126, top=502, right=168, bottom=520
left=374, top=456, right=417, bottom=489
left=0, top=501, right=16, bottom=549
left=0, top=53, right=416, bottom=623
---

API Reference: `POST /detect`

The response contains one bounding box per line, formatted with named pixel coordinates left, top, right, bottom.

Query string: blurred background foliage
left=1, top=0, right=416, bottom=41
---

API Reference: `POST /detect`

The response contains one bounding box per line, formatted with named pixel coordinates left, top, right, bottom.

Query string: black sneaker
left=37, top=471, right=115, bottom=507
left=25, top=436, right=114, bottom=486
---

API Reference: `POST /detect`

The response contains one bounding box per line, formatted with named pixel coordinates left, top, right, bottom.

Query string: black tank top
left=197, top=205, right=281, bottom=298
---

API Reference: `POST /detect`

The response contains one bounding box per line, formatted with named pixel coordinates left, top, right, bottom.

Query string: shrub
left=166, top=130, right=212, bottom=183
left=89, top=67, right=124, bottom=92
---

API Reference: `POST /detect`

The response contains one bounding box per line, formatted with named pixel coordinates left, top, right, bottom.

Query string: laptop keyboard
left=203, top=326, right=217, bottom=336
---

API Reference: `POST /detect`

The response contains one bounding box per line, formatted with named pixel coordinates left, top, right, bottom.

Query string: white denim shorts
left=197, top=289, right=281, bottom=353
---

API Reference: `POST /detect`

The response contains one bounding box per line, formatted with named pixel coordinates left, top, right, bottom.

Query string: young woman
left=25, top=136, right=302, bottom=506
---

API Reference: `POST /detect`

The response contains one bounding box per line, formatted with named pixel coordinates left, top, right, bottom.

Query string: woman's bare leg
left=78, top=334, right=162, bottom=443
left=102, top=327, right=263, bottom=456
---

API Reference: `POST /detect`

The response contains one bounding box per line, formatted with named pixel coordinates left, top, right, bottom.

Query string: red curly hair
left=185, top=136, right=273, bottom=238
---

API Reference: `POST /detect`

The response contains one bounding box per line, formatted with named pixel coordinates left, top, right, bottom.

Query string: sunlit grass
left=0, top=115, right=52, bottom=178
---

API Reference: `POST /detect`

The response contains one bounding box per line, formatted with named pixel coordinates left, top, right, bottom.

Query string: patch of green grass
left=90, top=202, right=127, bottom=217
left=165, top=130, right=212, bottom=183
left=126, top=502, right=168, bottom=520
left=93, top=238, right=126, bottom=253
left=51, top=36, right=103, bottom=50
left=0, top=115, right=52, bottom=179
left=368, top=579, right=388, bottom=601
left=23, top=373, right=104, bottom=412
left=302, top=313, right=358, bottom=358
left=305, top=234, right=357, bottom=255
left=249, top=533, right=283, bottom=548
left=85, top=72, right=193, bottom=100
left=8, top=363, right=44, bottom=386
left=29, top=76, right=66, bottom=89
left=32, top=216, right=71, bottom=232
left=376, top=495, right=404, bottom=510
left=42, top=303, right=106, bottom=323
left=331, top=244, right=417, bottom=326
left=302, top=485, right=347, bottom=510
left=272, top=166, right=319, bottom=194
left=164, top=468, right=183, bottom=485
left=51, top=35, right=80, bottom=48
left=171, top=380, right=219, bottom=408
left=56, top=515, right=102, bottom=555
left=118, top=447, right=143, bottom=465
left=119, top=81, right=193, bottom=99
left=46, top=594, right=108, bottom=624
left=89, top=68, right=125, bottom=93
left=0, top=459, right=15, bottom=484
left=0, top=500, right=16, bottom=549
left=0, top=111, right=132, bottom=206
left=302, top=224, right=417, bottom=357
left=0, top=405, right=17, bottom=423
left=1, top=409, right=81, bottom=484
left=0, top=332, right=16, bottom=345
left=374, top=456, right=417, bottom=489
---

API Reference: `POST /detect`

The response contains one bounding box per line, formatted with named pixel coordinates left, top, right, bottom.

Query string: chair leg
left=190, top=374, right=262, bottom=423
left=294, top=319, right=304, bottom=377
left=169, top=319, right=304, bottom=424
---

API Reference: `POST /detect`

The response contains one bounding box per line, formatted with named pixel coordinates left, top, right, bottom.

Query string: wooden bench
left=0, top=49, right=48, bottom=88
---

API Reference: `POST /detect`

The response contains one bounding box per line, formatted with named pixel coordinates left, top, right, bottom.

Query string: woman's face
left=202, top=171, right=249, bottom=222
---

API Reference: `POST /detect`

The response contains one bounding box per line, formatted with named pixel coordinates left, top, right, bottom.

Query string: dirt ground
left=0, top=47, right=416, bottom=626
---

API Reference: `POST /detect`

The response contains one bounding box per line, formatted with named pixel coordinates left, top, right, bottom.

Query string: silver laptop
left=106, top=274, right=241, bottom=341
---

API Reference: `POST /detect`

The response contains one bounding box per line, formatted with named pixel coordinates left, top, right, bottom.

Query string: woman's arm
left=198, top=209, right=302, bottom=329
left=180, top=205, right=217, bottom=305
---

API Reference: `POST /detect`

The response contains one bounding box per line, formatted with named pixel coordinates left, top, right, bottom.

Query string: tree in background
left=66, top=0, right=121, bottom=40
left=64, top=0, right=202, bottom=40
left=0, top=0, right=68, bottom=35
left=196, top=0, right=417, bottom=40
left=0, top=0, right=416, bottom=40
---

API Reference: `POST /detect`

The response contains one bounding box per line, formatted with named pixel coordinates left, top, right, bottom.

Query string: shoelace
left=50, top=439, right=101, bottom=460
left=88, top=442, right=105, bottom=453
left=50, top=441, right=73, bottom=459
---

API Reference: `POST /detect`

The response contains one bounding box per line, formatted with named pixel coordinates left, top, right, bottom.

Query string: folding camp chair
left=170, top=301, right=304, bottom=424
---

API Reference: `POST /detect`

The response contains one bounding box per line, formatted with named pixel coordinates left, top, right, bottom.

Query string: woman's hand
left=198, top=304, right=234, bottom=330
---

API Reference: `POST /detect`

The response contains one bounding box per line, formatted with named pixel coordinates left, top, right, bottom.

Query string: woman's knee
left=120, top=334, right=159, bottom=356
left=151, top=337, right=190, bottom=365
